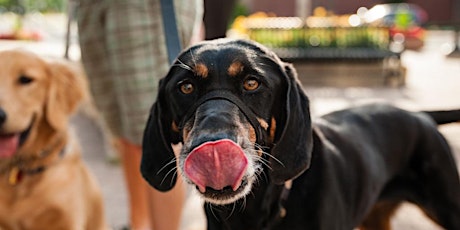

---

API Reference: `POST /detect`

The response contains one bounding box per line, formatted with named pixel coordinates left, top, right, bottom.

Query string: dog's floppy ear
left=270, top=63, right=313, bottom=184
left=46, top=61, right=86, bottom=131
left=141, top=79, right=179, bottom=191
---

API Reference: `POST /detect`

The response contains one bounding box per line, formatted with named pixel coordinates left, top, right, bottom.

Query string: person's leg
left=118, top=138, right=152, bottom=230
left=119, top=138, right=186, bottom=230
left=148, top=176, right=185, bottom=230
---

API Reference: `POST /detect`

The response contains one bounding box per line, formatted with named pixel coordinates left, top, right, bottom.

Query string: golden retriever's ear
left=46, top=61, right=87, bottom=130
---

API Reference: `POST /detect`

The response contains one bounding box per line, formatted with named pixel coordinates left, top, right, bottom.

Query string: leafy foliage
left=0, top=0, right=65, bottom=13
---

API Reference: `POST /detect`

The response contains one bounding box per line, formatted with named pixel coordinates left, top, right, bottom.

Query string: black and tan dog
left=0, top=50, right=108, bottom=230
left=141, top=39, right=460, bottom=229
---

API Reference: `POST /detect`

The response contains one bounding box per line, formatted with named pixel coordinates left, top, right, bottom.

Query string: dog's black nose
left=0, top=108, right=6, bottom=126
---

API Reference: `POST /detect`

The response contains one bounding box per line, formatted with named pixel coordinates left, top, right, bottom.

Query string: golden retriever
left=0, top=50, right=108, bottom=230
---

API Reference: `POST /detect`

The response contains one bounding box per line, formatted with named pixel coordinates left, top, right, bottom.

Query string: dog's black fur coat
left=141, top=39, right=460, bottom=229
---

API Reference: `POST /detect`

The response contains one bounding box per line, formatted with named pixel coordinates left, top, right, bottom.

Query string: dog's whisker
left=169, top=171, right=178, bottom=187
left=207, top=203, right=219, bottom=222
left=189, top=49, right=197, bottom=67
left=173, top=59, right=193, bottom=72
left=252, top=155, right=273, bottom=171
left=224, top=203, right=237, bottom=220
left=239, top=196, right=247, bottom=212
left=156, top=158, right=177, bottom=175
left=261, top=170, right=269, bottom=183
left=261, top=151, right=285, bottom=168
left=254, top=143, right=269, bottom=151
left=254, top=168, right=268, bottom=185
left=160, top=166, right=178, bottom=186
left=250, top=148, right=274, bottom=172
left=248, top=189, right=256, bottom=199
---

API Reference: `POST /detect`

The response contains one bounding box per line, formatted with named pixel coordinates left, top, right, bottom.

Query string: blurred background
left=0, top=0, right=459, bottom=229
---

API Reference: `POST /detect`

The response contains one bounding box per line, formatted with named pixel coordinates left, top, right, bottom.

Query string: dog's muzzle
left=179, top=90, right=266, bottom=193
left=0, top=111, right=34, bottom=158
left=184, top=139, right=248, bottom=193
left=178, top=90, right=267, bottom=145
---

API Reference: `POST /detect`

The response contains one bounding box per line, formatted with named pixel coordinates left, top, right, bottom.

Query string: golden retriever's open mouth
left=0, top=118, right=33, bottom=158
left=0, top=134, right=19, bottom=158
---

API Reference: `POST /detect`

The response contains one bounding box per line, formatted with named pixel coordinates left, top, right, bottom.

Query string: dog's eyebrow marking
left=227, top=61, right=244, bottom=77
left=194, top=63, right=209, bottom=78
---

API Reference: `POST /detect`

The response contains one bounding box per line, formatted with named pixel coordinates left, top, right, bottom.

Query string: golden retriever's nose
left=0, top=108, right=6, bottom=126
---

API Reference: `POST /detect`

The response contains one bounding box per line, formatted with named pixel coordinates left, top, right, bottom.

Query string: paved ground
left=0, top=13, right=459, bottom=229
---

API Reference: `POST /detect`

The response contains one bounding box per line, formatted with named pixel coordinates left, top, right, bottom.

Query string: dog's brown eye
left=243, top=78, right=259, bottom=91
left=180, top=82, right=194, bottom=94
left=18, top=75, right=34, bottom=85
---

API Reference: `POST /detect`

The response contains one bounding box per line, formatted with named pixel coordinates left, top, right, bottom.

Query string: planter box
left=292, top=58, right=406, bottom=87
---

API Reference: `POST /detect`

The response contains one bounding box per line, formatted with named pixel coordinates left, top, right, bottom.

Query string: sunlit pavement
left=0, top=13, right=459, bottom=229
left=303, top=31, right=460, bottom=230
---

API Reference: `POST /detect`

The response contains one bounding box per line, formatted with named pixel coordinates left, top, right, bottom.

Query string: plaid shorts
left=77, top=0, right=203, bottom=145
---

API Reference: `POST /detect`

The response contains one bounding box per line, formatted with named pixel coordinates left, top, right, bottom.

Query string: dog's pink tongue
left=184, top=139, right=248, bottom=193
left=0, top=134, right=19, bottom=158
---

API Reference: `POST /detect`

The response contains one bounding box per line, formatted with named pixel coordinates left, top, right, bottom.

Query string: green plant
left=0, top=0, right=65, bottom=13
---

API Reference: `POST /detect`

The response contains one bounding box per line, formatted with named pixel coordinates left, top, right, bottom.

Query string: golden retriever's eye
left=18, top=75, right=34, bottom=85
left=243, top=78, right=259, bottom=91
left=179, top=82, right=194, bottom=94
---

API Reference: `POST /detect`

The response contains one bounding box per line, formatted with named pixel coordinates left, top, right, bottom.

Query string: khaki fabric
left=78, top=0, right=203, bottom=144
